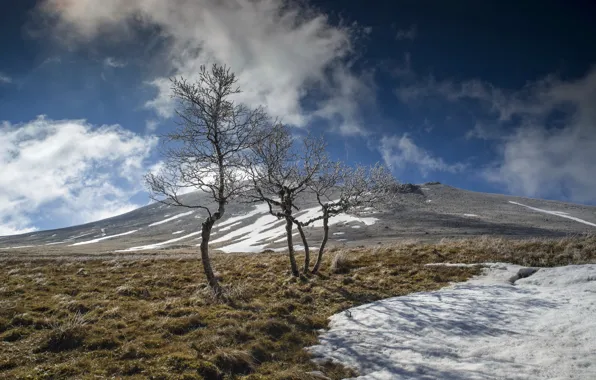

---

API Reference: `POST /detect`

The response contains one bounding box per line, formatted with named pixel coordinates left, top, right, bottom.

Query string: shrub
left=196, top=360, right=222, bottom=380
left=211, top=348, right=254, bottom=375
left=330, top=252, right=350, bottom=274
left=165, top=314, right=206, bottom=335
left=39, top=313, right=87, bottom=352
left=164, top=353, right=197, bottom=372
left=1, top=327, right=29, bottom=342
left=252, top=319, right=292, bottom=340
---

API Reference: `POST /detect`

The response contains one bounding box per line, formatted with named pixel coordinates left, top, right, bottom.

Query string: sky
left=1, top=0, right=595, bottom=235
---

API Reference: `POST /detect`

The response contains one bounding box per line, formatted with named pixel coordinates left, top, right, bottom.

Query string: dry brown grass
left=0, top=235, right=594, bottom=379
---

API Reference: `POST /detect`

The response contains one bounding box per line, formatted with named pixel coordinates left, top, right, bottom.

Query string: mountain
left=1, top=183, right=595, bottom=260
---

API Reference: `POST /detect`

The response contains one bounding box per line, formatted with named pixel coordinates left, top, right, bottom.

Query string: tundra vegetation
left=1, top=236, right=595, bottom=378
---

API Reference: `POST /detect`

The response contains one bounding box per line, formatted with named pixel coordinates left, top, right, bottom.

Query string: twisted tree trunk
left=285, top=216, right=299, bottom=276
left=311, top=208, right=329, bottom=274
left=296, top=223, right=310, bottom=274
left=200, top=219, right=221, bottom=294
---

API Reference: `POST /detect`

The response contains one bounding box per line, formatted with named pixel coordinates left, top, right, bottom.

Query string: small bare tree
left=145, top=64, right=269, bottom=295
left=247, top=124, right=327, bottom=276
left=296, top=162, right=399, bottom=274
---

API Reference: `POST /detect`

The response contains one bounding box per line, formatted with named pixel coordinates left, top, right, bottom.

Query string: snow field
left=309, top=263, right=596, bottom=380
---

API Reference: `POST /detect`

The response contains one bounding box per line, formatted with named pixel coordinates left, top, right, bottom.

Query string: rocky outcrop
left=509, top=267, right=539, bottom=284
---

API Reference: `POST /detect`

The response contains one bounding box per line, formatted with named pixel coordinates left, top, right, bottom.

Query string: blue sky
left=1, top=0, right=595, bottom=235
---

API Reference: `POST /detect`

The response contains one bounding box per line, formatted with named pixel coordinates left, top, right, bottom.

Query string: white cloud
left=145, top=119, right=159, bottom=132
left=103, top=57, right=127, bottom=68
left=0, top=73, right=12, bottom=84
left=483, top=68, right=596, bottom=202
left=379, top=134, right=465, bottom=176
left=0, top=116, right=158, bottom=235
left=485, top=124, right=596, bottom=202
left=396, top=25, right=417, bottom=40
left=39, top=0, right=372, bottom=135
left=397, top=64, right=596, bottom=202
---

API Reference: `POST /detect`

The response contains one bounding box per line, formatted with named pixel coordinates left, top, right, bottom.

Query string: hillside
left=1, top=183, right=595, bottom=260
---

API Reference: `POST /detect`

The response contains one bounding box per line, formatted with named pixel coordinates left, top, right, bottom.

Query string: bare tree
left=296, top=162, right=399, bottom=274
left=145, top=64, right=269, bottom=295
left=247, top=124, right=327, bottom=276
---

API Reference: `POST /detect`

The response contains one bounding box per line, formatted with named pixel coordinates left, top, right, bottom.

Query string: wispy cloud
left=379, top=134, right=465, bottom=176
left=0, top=116, right=158, bottom=235
left=145, top=119, right=158, bottom=132
left=103, top=57, right=126, bottom=68
left=0, top=73, right=12, bottom=84
left=397, top=64, right=596, bottom=202
left=39, top=0, right=373, bottom=135
left=396, top=25, right=417, bottom=40
left=482, top=68, right=596, bottom=203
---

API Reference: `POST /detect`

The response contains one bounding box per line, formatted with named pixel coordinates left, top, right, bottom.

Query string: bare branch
left=245, top=124, right=328, bottom=276
left=144, top=64, right=273, bottom=293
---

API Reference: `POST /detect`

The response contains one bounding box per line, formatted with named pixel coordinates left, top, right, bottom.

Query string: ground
left=0, top=236, right=594, bottom=379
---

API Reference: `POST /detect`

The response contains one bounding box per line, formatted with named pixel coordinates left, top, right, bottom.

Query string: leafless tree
left=247, top=124, right=327, bottom=276
left=296, top=162, right=399, bottom=274
left=145, top=64, right=269, bottom=295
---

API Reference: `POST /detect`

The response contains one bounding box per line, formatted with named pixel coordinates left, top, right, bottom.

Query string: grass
left=0, top=235, right=594, bottom=379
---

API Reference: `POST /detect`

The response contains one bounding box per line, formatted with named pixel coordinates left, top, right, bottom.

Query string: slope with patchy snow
left=212, top=203, right=380, bottom=253
left=509, top=201, right=596, bottom=227
left=3, top=183, right=596, bottom=254
left=148, top=211, right=194, bottom=227
left=70, top=230, right=138, bottom=246
left=309, top=263, right=596, bottom=380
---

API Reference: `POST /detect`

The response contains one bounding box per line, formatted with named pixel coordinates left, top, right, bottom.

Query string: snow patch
left=172, top=230, right=185, bottom=235
left=509, top=201, right=596, bottom=227
left=218, top=221, right=242, bottom=232
left=271, top=245, right=305, bottom=253
left=296, top=206, right=378, bottom=227
left=71, top=230, right=138, bottom=246
left=212, top=204, right=378, bottom=253
left=69, top=232, right=95, bottom=240
left=425, top=263, right=482, bottom=268
left=148, top=211, right=194, bottom=227
left=213, top=206, right=286, bottom=253
left=309, top=263, right=596, bottom=380
left=116, top=231, right=201, bottom=252
left=463, top=213, right=479, bottom=217
left=273, top=233, right=298, bottom=243
left=217, top=206, right=268, bottom=228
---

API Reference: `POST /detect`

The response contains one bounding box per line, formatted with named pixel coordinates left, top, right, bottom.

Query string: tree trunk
left=296, top=223, right=310, bottom=274
left=200, top=219, right=221, bottom=295
left=311, top=210, right=329, bottom=274
left=285, top=217, right=300, bottom=277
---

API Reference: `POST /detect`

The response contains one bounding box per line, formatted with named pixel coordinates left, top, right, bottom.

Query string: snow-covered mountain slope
left=1, top=183, right=595, bottom=256
left=308, top=263, right=596, bottom=380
